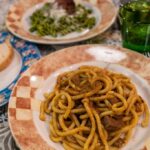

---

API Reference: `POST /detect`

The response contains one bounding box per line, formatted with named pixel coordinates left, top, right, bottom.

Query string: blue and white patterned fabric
left=0, top=32, right=41, bottom=107
left=0, top=31, right=41, bottom=150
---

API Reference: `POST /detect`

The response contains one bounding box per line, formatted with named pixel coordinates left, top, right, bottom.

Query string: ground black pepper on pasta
left=40, top=66, right=149, bottom=150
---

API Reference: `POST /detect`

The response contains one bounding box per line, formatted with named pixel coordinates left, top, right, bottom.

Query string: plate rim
left=6, top=0, right=118, bottom=44
left=8, top=44, right=150, bottom=150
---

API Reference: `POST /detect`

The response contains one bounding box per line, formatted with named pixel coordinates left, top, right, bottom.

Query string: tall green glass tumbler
left=119, top=0, right=150, bottom=53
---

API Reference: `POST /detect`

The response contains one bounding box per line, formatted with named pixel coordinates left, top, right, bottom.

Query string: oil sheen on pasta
left=40, top=66, right=149, bottom=150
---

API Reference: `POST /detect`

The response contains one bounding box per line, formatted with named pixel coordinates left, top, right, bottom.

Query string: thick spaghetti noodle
left=40, top=66, right=149, bottom=150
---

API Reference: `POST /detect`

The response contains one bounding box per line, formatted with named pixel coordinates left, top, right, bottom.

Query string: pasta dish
left=40, top=66, right=149, bottom=150
left=29, top=0, right=96, bottom=37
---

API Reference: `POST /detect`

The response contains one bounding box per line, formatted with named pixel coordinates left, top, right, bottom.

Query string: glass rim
left=120, top=0, right=150, bottom=4
left=119, top=0, right=150, bottom=13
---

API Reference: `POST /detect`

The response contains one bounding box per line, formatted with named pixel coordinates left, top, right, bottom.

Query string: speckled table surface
left=0, top=0, right=148, bottom=150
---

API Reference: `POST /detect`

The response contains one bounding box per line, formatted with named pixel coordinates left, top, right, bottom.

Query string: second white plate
left=6, top=0, right=117, bottom=44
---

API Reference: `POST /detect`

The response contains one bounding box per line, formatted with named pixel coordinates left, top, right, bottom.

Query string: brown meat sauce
left=102, top=116, right=125, bottom=132
left=56, top=0, right=75, bottom=14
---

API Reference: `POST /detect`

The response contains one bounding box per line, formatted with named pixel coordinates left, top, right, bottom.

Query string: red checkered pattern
left=9, top=70, right=44, bottom=121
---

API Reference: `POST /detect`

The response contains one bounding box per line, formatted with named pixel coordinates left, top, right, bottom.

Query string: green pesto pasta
left=29, top=3, right=96, bottom=37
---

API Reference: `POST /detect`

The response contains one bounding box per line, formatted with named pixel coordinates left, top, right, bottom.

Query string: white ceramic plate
left=6, top=0, right=117, bottom=44
left=8, top=45, right=150, bottom=150
left=0, top=32, right=41, bottom=106
left=35, top=61, right=150, bottom=150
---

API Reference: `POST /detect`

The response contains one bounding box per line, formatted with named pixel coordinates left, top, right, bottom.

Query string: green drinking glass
left=119, top=0, right=150, bottom=54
